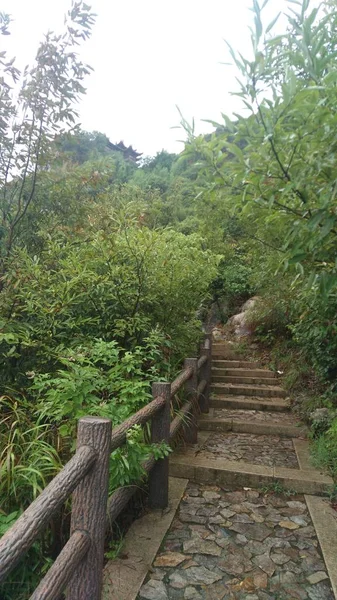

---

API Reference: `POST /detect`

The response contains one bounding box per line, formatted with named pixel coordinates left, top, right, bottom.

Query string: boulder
left=242, top=296, right=261, bottom=312
left=226, top=296, right=261, bottom=338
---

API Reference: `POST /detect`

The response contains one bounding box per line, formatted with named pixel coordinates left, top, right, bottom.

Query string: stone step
left=210, top=395, right=290, bottom=412
left=198, top=416, right=307, bottom=438
left=211, top=382, right=286, bottom=398
left=213, top=367, right=276, bottom=378
left=212, top=375, right=277, bottom=385
left=169, top=455, right=333, bottom=495
left=212, top=359, right=261, bottom=369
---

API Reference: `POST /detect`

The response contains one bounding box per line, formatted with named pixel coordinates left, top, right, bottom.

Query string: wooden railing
left=0, top=334, right=212, bottom=600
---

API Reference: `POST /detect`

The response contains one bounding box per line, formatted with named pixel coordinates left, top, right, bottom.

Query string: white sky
left=2, top=0, right=298, bottom=157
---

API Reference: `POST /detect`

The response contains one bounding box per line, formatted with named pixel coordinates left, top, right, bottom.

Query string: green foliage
left=290, top=290, right=337, bottom=387
left=109, top=425, right=171, bottom=490
left=0, top=225, right=217, bottom=387
left=32, top=339, right=159, bottom=435
left=0, top=2, right=95, bottom=264
left=311, top=422, right=337, bottom=479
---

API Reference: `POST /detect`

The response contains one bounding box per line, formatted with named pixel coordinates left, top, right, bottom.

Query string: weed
left=260, top=480, right=297, bottom=497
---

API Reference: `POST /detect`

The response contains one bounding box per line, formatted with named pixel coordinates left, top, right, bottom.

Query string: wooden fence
left=0, top=333, right=212, bottom=600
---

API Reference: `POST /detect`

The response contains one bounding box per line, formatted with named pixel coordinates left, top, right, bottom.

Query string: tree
left=0, top=2, right=95, bottom=268
left=179, top=0, right=337, bottom=293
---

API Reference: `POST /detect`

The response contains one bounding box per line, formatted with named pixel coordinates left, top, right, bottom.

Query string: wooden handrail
left=110, top=393, right=166, bottom=451
left=0, top=332, right=213, bottom=600
left=171, top=366, right=193, bottom=396
left=30, top=531, right=91, bottom=600
left=0, top=445, right=96, bottom=581
left=197, top=354, right=207, bottom=369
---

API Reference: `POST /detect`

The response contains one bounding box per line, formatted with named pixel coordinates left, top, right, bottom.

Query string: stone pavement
left=137, top=343, right=335, bottom=599
left=137, top=483, right=334, bottom=600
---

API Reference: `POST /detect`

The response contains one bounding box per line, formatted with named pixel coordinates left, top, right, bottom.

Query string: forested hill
left=2, top=1, right=337, bottom=597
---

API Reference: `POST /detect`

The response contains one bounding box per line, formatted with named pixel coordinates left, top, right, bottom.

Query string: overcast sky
left=2, top=0, right=296, bottom=157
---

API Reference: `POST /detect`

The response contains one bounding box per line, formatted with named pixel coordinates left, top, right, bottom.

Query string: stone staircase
left=170, top=343, right=333, bottom=495
left=111, top=341, right=337, bottom=600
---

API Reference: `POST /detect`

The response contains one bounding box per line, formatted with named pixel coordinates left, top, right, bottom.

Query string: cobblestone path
left=137, top=344, right=335, bottom=600
left=138, top=484, right=334, bottom=600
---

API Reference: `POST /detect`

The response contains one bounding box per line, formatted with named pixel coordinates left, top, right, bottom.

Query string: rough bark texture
left=197, top=378, right=207, bottom=399
left=149, top=382, right=171, bottom=509
left=110, top=395, right=166, bottom=452
left=66, top=417, right=112, bottom=600
left=183, top=358, right=198, bottom=444
left=199, top=334, right=212, bottom=413
left=0, top=445, right=96, bottom=582
left=197, top=354, right=207, bottom=370
left=30, top=531, right=90, bottom=600
left=171, top=367, right=193, bottom=396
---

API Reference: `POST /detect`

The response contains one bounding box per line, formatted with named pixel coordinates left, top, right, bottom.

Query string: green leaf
left=266, top=12, right=281, bottom=34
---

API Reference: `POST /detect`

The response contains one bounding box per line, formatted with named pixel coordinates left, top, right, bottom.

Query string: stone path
left=138, top=484, right=334, bottom=600
left=137, top=342, right=335, bottom=599
left=197, top=433, right=299, bottom=469
left=211, top=409, right=296, bottom=424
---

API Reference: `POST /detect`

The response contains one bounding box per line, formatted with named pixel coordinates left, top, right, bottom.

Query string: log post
left=66, top=416, right=112, bottom=600
left=149, top=382, right=171, bottom=509
left=184, top=358, right=198, bottom=444
left=199, top=333, right=212, bottom=413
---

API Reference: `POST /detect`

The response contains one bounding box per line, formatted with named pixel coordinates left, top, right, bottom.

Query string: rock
left=139, top=580, right=168, bottom=600
left=270, top=551, right=291, bottom=565
left=184, top=586, right=203, bottom=600
left=183, top=497, right=206, bottom=505
left=223, top=491, right=247, bottom=503
left=149, top=569, right=165, bottom=581
left=183, top=538, right=222, bottom=556
left=307, top=571, right=329, bottom=585
left=297, top=525, right=316, bottom=538
left=232, top=513, right=255, bottom=524
left=236, top=534, right=248, bottom=545
left=203, top=491, right=221, bottom=501
left=163, top=539, right=183, bottom=552
left=197, top=506, right=219, bottom=517
left=246, top=490, right=260, bottom=501
left=229, top=522, right=271, bottom=541
left=204, top=581, right=229, bottom=599
left=227, top=312, right=252, bottom=337
left=290, top=515, right=309, bottom=527
left=242, top=296, right=261, bottom=312
left=251, top=512, right=265, bottom=523
left=154, top=552, right=190, bottom=567
left=218, top=550, right=253, bottom=575
left=279, top=520, right=300, bottom=530
left=253, top=552, right=276, bottom=576
left=287, top=501, right=307, bottom=513
left=308, top=581, right=333, bottom=600
left=181, top=566, right=223, bottom=586
left=270, top=570, right=296, bottom=589
left=284, top=584, right=309, bottom=599
left=252, top=569, right=268, bottom=589
left=180, top=514, right=207, bottom=525
left=230, top=569, right=267, bottom=593
left=182, top=559, right=198, bottom=569
left=168, top=572, right=188, bottom=589
left=219, top=508, right=236, bottom=519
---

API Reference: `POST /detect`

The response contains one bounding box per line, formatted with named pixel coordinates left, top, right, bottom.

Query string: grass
left=260, top=480, right=297, bottom=497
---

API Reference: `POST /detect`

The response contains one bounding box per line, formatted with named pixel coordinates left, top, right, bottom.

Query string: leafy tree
left=0, top=2, right=95, bottom=267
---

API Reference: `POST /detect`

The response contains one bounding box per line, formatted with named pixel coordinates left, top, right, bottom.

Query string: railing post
left=199, top=333, right=212, bottom=413
left=66, top=416, right=112, bottom=600
left=184, top=358, right=198, bottom=444
left=149, top=382, right=171, bottom=509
